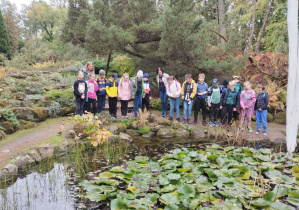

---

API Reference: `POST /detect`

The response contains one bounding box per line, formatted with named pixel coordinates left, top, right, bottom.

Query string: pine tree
left=0, top=9, right=12, bottom=59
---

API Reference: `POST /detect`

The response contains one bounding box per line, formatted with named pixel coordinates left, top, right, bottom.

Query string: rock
left=156, top=128, right=175, bottom=138
left=142, top=131, right=156, bottom=138
left=61, top=106, right=75, bottom=116
left=175, top=128, right=190, bottom=138
left=156, top=119, right=165, bottom=125
left=119, top=133, right=133, bottom=142
left=172, top=122, right=182, bottom=129
left=33, top=145, right=55, bottom=159
left=151, top=125, right=163, bottom=132
left=108, top=135, right=120, bottom=142
left=0, top=99, right=10, bottom=108
left=274, top=111, right=286, bottom=124
left=273, top=138, right=285, bottom=145
left=13, top=92, right=26, bottom=101
left=19, top=120, right=37, bottom=130
left=148, top=114, right=156, bottom=123
left=129, top=121, right=139, bottom=130
left=55, top=146, right=68, bottom=156
left=4, top=164, right=18, bottom=174
left=44, top=102, right=61, bottom=117
left=108, top=123, right=127, bottom=135
left=15, top=154, right=35, bottom=168
left=0, top=121, right=17, bottom=134
left=0, top=170, right=10, bottom=182
left=27, top=149, right=42, bottom=162
left=126, top=129, right=140, bottom=136
left=0, top=130, right=5, bottom=140
left=12, top=107, right=48, bottom=122
left=267, top=113, right=274, bottom=122
left=190, top=129, right=206, bottom=140
left=66, top=130, right=76, bottom=139
left=163, top=120, right=172, bottom=126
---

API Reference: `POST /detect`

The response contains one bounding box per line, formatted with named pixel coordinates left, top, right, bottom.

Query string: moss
left=267, top=113, right=274, bottom=122
left=117, top=118, right=135, bottom=128
left=274, top=111, right=286, bottom=124
left=19, top=120, right=37, bottom=130
left=138, top=126, right=151, bottom=135
left=0, top=121, right=16, bottom=134
left=0, top=99, right=9, bottom=108
left=32, top=107, right=48, bottom=122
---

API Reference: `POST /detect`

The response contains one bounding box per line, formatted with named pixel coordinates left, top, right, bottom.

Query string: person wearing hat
left=96, top=69, right=107, bottom=113
left=142, top=73, right=152, bottom=112
left=207, top=78, right=223, bottom=127
left=106, top=73, right=119, bottom=118
left=232, top=75, right=243, bottom=121
left=131, top=70, right=145, bottom=118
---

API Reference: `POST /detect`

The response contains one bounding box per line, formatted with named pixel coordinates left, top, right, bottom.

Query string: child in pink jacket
left=118, top=73, right=131, bottom=118
left=86, top=73, right=99, bottom=115
left=239, top=81, right=256, bottom=132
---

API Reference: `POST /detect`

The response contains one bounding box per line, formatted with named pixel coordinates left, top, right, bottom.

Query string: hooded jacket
left=255, top=92, right=269, bottom=111
left=240, top=89, right=256, bottom=115
left=156, top=73, right=169, bottom=91
left=118, top=78, right=131, bottom=100
left=130, top=76, right=144, bottom=96
left=73, top=80, right=88, bottom=102
left=181, top=79, right=197, bottom=100
left=106, top=78, right=118, bottom=97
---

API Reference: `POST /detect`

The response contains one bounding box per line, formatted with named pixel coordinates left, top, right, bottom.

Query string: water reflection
left=0, top=163, right=74, bottom=210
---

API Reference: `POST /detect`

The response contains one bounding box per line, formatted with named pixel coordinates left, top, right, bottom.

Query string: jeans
left=108, top=97, right=118, bottom=117
left=97, top=95, right=106, bottom=113
left=159, top=90, right=168, bottom=114
left=183, top=100, right=193, bottom=119
left=121, top=100, right=129, bottom=116
left=85, top=98, right=97, bottom=115
left=209, top=103, right=220, bottom=122
left=134, top=95, right=143, bottom=116
left=75, top=100, right=85, bottom=116
left=194, top=97, right=207, bottom=121
left=169, top=97, right=180, bottom=118
left=256, top=110, right=267, bottom=131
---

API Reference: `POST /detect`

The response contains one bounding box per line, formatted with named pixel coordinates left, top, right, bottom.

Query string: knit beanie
left=222, top=79, right=229, bottom=87
left=99, top=69, right=106, bottom=75
left=137, top=70, right=143, bottom=78
left=143, top=73, right=149, bottom=79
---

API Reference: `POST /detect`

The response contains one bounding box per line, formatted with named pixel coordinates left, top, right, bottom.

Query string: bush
left=0, top=109, right=19, bottom=127
left=138, top=126, right=151, bottom=135
left=44, top=88, right=74, bottom=107
left=117, top=118, right=135, bottom=128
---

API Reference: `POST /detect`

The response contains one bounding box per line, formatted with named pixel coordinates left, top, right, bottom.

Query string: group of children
left=74, top=62, right=268, bottom=135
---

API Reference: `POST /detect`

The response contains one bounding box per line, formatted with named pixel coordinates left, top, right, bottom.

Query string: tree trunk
left=248, top=0, right=256, bottom=51
left=255, top=0, right=274, bottom=55
left=286, top=0, right=299, bottom=153
left=106, top=52, right=112, bottom=72
left=218, top=0, right=227, bottom=44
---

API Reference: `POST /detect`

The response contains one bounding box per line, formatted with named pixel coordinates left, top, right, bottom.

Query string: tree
left=248, top=0, right=256, bottom=51
left=217, top=0, right=227, bottom=44
left=0, top=9, right=12, bottom=59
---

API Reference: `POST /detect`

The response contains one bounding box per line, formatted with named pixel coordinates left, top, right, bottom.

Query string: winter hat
left=222, top=79, right=229, bottom=87
left=111, top=73, right=118, bottom=78
left=143, top=73, right=149, bottom=79
left=212, top=78, right=219, bottom=85
left=99, top=69, right=106, bottom=75
left=137, top=70, right=143, bottom=78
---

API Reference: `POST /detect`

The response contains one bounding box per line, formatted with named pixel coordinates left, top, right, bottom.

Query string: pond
left=0, top=136, right=297, bottom=210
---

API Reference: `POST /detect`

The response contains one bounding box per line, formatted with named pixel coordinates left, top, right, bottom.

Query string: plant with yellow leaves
left=138, top=108, right=149, bottom=127
left=0, top=66, right=16, bottom=80
left=262, top=80, right=286, bottom=114
left=69, top=113, right=111, bottom=147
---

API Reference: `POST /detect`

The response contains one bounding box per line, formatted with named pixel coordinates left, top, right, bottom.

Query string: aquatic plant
left=80, top=145, right=299, bottom=209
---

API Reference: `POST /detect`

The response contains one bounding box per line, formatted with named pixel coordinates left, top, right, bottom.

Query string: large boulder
left=267, top=113, right=274, bottom=122
left=175, top=128, right=190, bottom=138
left=172, top=121, right=182, bottom=129
left=3, top=164, right=18, bottom=174
left=126, top=129, right=140, bottom=137
left=27, top=149, right=42, bottom=162
left=108, top=123, right=127, bottom=135
left=0, top=121, right=17, bottom=134
left=61, top=106, right=76, bottom=116
left=129, top=121, right=139, bottom=130
left=148, top=114, right=156, bottom=123
left=15, top=154, right=35, bottom=169
left=119, top=133, right=133, bottom=142
left=151, top=125, right=163, bottom=132
left=43, top=102, right=61, bottom=117
left=12, top=107, right=47, bottom=122
left=142, top=131, right=156, bottom=138
left=190, top=128, right=206, bottom=140
left=156, top=127, right=175, bottom=138
left=33, top=145, right=55, bottom=159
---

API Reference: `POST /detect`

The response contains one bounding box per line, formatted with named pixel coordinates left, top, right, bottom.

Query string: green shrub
left=44, top=88, right=74, bottom=107
left=117, top=118, right=135, bottom=128
left=0, top=109, right=19, bottom=127
left=138, top=126, right=151, bottom=135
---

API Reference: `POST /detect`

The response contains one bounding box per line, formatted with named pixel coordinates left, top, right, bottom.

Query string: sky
left=9, top=0, right=50, bottom=9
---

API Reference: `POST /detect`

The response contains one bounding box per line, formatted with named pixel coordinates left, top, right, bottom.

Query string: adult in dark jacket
left=254, top=84, right=269, bottom=135
left=220, top=81, right=240, bottom=130
left=73, top=71, right=88, bottom=116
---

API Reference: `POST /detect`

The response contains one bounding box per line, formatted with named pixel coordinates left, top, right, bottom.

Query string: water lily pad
left=85, top=193, right=106, bottom=202
left=255, top=154, right=271, bottom=162
left=287, top=190, right=299, bottom=206
left=241, top=171, right=252, bottom=179
left=135, top=156, right=149, bottom=163
left=158, top=173, right=170, bottom=185
left=270, top=202, right=292, bottom=210
left=111, top=197, right=127, bottom=210
left=178, top=184, right=195, bottom=197
left=110, top=166, right=125, bottom=173
left=251, top=198, right=270, bottom=207
left=161, top=184, right=177, bottom=193
left=160, top=192, right=179, bottom=205
left=167, top=173, right=181, bottom=180
left=94, top=178, right=119, bottom=186
left=292, top=166, right=299, bottom=177
left=267, top=170, right=282, bottom=180
left=272, top=186, right=290, bottom=200
left=99, top=172, right=115, bottom=179
left=140, top=193, right=159, bottom=206
left=164, top=204, right=180, bottom=210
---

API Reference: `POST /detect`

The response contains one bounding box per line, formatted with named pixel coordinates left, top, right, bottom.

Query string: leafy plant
left=44, top=88, right=74, bottom=107
left=0, top=109, right=19, bottom=127
left=138, top=126, right=151, bottom=135
left=138, top=108, right=149, bottom=128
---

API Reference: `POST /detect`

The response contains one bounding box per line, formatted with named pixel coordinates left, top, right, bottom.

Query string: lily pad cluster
left=80, top=144, right=299, bottom=209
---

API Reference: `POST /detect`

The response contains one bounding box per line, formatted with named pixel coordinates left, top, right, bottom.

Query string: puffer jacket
left=181, top=80, right=197, bottom=100
left=106, top=79, right=118, bottom=97
left=255, top=92, right=269, bottom=110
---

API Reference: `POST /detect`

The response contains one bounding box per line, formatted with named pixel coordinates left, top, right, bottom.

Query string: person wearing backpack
left=255, top=84, right=269, bottom=136
left=239, top=81, right=256, bottom=132
left=193, top=73, right=209, bottom=125
left=207, top=78, right=223, bottom=127
left=96, top=69, right=107, bottom=114
left=166, top=76, right=182, bottom=122
left=142, top=73, right=152, bottom=112
left=131, top=70, right=145, bottom=118
left=181, top=73, right=197, bottom=124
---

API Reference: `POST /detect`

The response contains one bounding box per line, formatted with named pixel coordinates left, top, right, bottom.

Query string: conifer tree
left=0, top=9, right=12, bottom=59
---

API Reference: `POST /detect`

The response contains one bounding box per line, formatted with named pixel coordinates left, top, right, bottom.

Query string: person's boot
left=176, top=118, right=181, bottom=122
left=193, top=119, right=197, bottom=125
left=188, top=119, right=192, bottom=124
left=168, top=116, right=173, bottom=121
left=202, top=120, right=206, bottom=126
left=182, top=118, right=186, bottom=124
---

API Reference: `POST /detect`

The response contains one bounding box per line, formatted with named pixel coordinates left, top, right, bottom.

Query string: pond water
left=0, top=137, right=290, bottom=210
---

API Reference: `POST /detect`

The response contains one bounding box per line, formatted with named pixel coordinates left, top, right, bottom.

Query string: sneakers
left=134, top=114, right=138, bottom=118
left=159, top=113, right=164, bottom=117
left=209, top=121, right=215, bottom=127
left=163, top=113, right=168, bottom=118
left=227, top=125, right=231, bottom=131
left=256, top=129, right=261, bottom=134
left=168, top=116, right=173, bottom=121
left=239, top=125, right=244, bottom=131
left=202, top=120, right=206, bottom=126
left=214, top=122, right=220, bottom=127
left=263, top=131, right=267, bottom=136
left=193, top=120, right=197, bottom=125
left=220, top=124, right=225, bottom=129
left=188, top=119, right=192, bottom=124
left=176, top=118, right=181, bottom=122
left=248, top=126, right=253, bottom=133
left=182, top=119, right=186, bottom=124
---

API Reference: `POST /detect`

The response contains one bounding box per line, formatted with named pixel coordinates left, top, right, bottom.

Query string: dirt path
left=0, top=117, right=73, bottom=167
